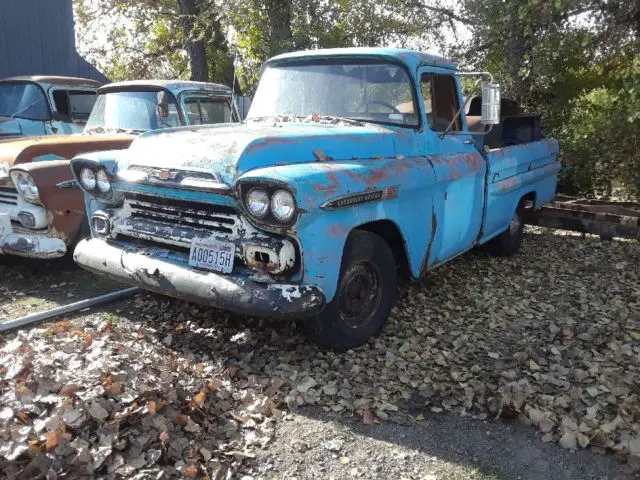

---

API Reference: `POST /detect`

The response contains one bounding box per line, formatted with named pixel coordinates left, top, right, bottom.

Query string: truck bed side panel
left=480, top=139, right=560, bottom=243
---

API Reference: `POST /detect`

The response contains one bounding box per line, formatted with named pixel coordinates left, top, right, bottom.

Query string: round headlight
left=16, top=174, right=28, bottom=193
left=25, top=175, right=39, bottom=200
left=246, top=188, right=269, bottom=218
left=96, top=169, right=111, bottom=193
left=80, top=168, right=96, bottom=190
left=271, top=190, right=296, bottom=222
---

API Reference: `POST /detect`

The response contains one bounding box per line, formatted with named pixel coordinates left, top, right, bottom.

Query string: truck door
left=418, top=70, right=487, bottom=267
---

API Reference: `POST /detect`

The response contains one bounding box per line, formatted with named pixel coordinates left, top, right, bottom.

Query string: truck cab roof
left=267, top=47, right=457, bottom=71
left=98, top=80, right=233, bottom=97
left=0, top=76, right=103, bottom=89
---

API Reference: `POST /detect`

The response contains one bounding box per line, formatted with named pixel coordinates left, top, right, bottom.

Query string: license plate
left=188, top=238, right=235, bottom=274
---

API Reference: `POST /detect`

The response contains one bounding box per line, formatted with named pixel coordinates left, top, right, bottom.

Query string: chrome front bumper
left=73, top=238, right=326, bottom=319
left=0, top=213, right=66, bottom=258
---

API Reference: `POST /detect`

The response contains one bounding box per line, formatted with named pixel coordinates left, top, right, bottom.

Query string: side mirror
left=156, top=91, right=169, bottom=119
left=481, top=83, right=501, bottom=125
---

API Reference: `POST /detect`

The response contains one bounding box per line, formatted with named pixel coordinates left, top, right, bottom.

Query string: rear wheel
left=489, top=207, right=525, bottom=256
left=305, top=230, right=397, bottom=351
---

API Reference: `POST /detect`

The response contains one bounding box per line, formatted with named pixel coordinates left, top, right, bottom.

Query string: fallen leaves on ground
left=0, top=227, right=639, bottom=478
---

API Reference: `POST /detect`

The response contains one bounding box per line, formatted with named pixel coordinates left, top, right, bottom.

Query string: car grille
left=116, top=192, right=241, bottom=247
left=0, top=185, right=18, bottom=206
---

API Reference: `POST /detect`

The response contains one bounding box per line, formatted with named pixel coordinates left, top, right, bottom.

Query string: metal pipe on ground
left=0, top=287, right=142, bottom=334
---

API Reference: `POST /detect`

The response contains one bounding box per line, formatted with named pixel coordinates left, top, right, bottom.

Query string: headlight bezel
left=238, top=182, right=298, bottom=228
left=9, top=170, right=40, bottom=203
left=71, top=160, right=119, bottom=204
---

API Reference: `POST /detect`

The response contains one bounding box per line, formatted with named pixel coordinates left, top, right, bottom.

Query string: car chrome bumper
left=0, top=214, right=67, bottom=258
left=73, top=238, right=326, bottom=319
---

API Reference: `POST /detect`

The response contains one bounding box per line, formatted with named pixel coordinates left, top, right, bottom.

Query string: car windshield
left=0, top=82, right=49, bottom=120
left=247, top=61, right=418, bottom=127
left=84, top=90, right=181, bottom=133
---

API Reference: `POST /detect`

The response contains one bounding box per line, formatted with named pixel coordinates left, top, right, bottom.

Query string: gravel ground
left=0, top=227, right=638, bottom=479
left=260, top=407, right=630, bottom=479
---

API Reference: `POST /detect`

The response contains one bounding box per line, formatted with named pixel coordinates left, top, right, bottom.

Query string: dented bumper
left=0, top=213, right=66, bottom=258
left=73, top=238, right=326, bottom=319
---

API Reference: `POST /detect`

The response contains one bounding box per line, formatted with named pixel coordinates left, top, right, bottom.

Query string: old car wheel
left=305, top=230, right=397, bottom=350
left=489, top=207, right=525, bottom=256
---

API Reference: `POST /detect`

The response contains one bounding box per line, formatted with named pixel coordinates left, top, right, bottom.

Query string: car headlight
left=96, top=169, right=111, bottom=193
left=10, top=171, right=39, bottom=202
left=246, top=188, right=270, bottom=219
left=271, top=190, right=295, bottom=222
left=80, top=167, right=96, bottom=190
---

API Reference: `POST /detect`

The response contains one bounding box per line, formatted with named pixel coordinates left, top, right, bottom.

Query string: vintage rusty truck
left=0, top=76, right=101, bottom=138
left=70, top=48, right=560, bottom=349
left=0, top=80, right=239, bottom=259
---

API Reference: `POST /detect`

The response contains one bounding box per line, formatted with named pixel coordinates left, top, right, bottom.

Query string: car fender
left=11, top=160, right=85, bottom=245
left=238, top=156, right=438, bottom=301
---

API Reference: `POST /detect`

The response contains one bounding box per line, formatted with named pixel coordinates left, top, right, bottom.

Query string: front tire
left=489, top=207, right=525, bottom=256
left=305, top=230, right=397, bottom=351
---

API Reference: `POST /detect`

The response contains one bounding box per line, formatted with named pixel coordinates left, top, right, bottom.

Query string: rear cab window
left=183, top=97, right=233, bottom=125
left=51, top=89, right=97, bottom=125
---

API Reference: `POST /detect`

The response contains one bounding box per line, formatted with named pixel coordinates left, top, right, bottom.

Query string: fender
left=11, top=160, right=85, bottom=245
left=238, top=157, right=437, bottom=300
left=0, top=135, right=134, bottom=168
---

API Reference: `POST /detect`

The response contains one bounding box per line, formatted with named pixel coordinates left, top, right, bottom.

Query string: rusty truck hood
left=0, top=134, right=136, bottom=168
left=118, top=122, right=412, bottom=186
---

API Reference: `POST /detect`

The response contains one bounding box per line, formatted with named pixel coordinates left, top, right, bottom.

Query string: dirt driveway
left=0, top=227, right=638, bottom=479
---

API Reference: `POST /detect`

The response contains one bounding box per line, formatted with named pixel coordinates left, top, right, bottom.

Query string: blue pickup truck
left=70, top=48, right=560, bottom=350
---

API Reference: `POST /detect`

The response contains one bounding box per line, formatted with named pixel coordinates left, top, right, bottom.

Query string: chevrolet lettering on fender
left=71, top=48, right=560, bottom=350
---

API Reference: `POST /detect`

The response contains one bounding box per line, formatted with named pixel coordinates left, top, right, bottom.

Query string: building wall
left=0, top=0, right=108, bottom=82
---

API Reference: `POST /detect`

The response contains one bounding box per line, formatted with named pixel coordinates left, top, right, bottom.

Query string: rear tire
left=305, top=230, right=397, bottom=351
left=489, top=207, right=525, bottom=256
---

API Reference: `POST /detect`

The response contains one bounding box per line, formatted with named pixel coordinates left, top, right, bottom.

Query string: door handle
left=463, top=139, right=475, bottom=144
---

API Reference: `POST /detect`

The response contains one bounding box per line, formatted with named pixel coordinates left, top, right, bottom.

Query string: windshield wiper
left=248, top=114, right=364, bottom=126
left=9, top=98, right=44, bottom=119
left=84, top=126, right=148, bottom=135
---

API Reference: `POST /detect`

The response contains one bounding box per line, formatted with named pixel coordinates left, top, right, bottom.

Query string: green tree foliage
left=456, top=0, right=640, bottom=197
left=75, top=0, right=639, bottom=198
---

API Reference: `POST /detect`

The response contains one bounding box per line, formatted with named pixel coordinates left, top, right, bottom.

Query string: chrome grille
left=116, top=192, right=240, bottom=246
left=0, top=186, right=18, bottom=206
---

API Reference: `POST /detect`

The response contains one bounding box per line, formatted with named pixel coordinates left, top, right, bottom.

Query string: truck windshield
left=84, top=90, right=181, bottom=133
left=0, top=82, right=50, bottom=120
left=248, top=62, right=418, bottom=127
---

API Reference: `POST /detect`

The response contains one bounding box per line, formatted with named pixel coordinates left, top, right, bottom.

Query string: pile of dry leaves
left=0, top=227, right=639, bottom=478
left=0, top=317, right=282, bottom=479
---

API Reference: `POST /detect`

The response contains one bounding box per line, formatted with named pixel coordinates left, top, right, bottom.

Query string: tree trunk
left=178, top=0, right=209, bottom=81
left=265, top=0, right=293, bottom=56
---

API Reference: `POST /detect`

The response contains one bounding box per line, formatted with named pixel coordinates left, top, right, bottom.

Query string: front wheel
left=489, top=208, right=525, bottom=256
left=304, top=230, right=397, bottom=351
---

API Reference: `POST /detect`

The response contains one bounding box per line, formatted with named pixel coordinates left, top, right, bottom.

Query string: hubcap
left=338, top=261, right=382, bottom=329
